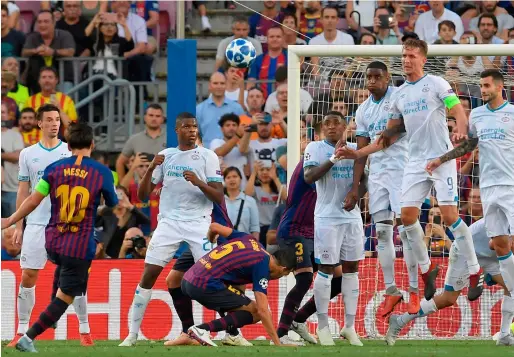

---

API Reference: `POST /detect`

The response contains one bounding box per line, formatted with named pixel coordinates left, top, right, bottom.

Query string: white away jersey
left=469, top=102, right=514, bottom=189
left=18, top=141, right=71, bottom=225
left=469, top=219, right=496, bottom=260
left=389, top=74, right=456, bottom=162
left=151, top=146, right=222, bottom=221
left=355, top=86, right=408, bottom=173
left=304, top=140, right=361, bottom=224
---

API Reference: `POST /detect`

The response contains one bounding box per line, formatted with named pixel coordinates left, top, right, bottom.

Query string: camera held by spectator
left=119, top=227, right=149, bottom=259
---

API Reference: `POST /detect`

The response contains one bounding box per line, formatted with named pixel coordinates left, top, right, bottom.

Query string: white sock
left=397, top=299, right=437, bottom=327
left=404, top=221, right=431, bottom=274
left=314, top=272, right=332, bottom=329
left=399, top=226, right=419, bottom=291
left=499, top=252, right=514, bottom=294
left=449, top=218, right=480, bottom=275
left=341, top=273, right=359, bottom=329
left=201, top=16, right=211, bottom=29
left=73, top=294, right=90, bottom=334
left=129, top=285, right=152, bottom=336
left=500, top=295, right=514, bottom=336
left=17, top=285, right=36, bottom=335
left=376, top=223, right=396, bottom=290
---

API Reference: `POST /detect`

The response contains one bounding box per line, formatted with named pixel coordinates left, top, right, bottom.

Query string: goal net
left=286, top=44, right=514, bottom=340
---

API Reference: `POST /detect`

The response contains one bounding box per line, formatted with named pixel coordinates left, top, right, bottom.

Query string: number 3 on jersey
left=55, top=184, right=90, bottom=223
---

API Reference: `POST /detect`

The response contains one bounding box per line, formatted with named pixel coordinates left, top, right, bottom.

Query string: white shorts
left=145, top=217, right=211, bottom=268
left=368, top=170, right=403, bottom=216
left=401, top=160, right=458, bottom=208
left=20, top=224, right=47, bottom=270
left=481, top=185, right=514, bottom=237
left=314, top=221, right=365, bottom=265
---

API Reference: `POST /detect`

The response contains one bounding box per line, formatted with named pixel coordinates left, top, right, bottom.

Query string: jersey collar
left=371, top=87, right=390, bottom=104
left=38, top=140, right=63, bottom=152
left=405, top=74, right=427, bottom=85
left=486, top=101, right=508, bottom=112
left=323, top=139, right=336, bottom=147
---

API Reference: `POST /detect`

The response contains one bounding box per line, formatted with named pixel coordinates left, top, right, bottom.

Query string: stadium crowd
left=1, top=0, right=513, bottom=262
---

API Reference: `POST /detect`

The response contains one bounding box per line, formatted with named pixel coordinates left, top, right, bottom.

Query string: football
left=225, top=38, right=257, bottom=68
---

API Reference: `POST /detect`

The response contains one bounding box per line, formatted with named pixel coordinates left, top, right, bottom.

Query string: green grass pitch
left=1, top=340, right=510, bottom=357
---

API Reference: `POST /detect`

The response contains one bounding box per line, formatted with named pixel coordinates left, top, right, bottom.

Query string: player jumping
left=353, top=61, right=419, bottom=316
left=7, top=104, right=94, bottom=347
left=425, top=69, right=514, bottom=346
left=183, top=223, right=297, bottom=347
left=386, top=219, right=514, bottom=346
left=1, top=123, right=119, bottom=352
left=303, top=111, right=366, bottom=346
left=119, top=112, right=224, bottom=347
left=338, top=39, right=483, bottom=305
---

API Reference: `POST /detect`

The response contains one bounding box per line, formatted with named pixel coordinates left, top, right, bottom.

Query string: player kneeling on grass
left=182, top=222, right=297, bottom=347
left=386, top=219, right=514, bottom=346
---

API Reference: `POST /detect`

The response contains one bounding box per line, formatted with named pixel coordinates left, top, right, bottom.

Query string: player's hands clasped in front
left=425, top=158, right=442, bottom=176
left=183, top=171, right=202, bottom=186
left=149, top=154, right=165, bottom=170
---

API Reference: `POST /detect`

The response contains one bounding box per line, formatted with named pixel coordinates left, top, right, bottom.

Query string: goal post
left=285, top=44, right=514, bottom=339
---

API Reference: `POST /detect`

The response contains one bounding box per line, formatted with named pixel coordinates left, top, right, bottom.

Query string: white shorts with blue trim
left=314, top=220, right=365, bottom=265
left=368, top=170, right=403, bottom=216
left=401, top=160, right=458, bottom=209
left=20, top=224, right=47, bottom=270
left=481, top=185, right=514, bottom=238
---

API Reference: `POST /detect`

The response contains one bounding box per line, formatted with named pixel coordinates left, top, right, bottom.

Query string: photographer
left=118, top=228, right=148, bottom=259
left=373, top=7, right=401, bottom=45
left=424, top=206, right=452, bottom=258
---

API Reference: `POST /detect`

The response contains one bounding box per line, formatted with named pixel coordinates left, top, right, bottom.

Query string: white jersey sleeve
left=151, top=150, right=165, bottom=185
left=355, top=105, right=369, bottom=138
left=204, top=149, right=222, bottom=183
left=303, top=141, right=321, bottom=168
left=18, top=148, right=30, bottom=182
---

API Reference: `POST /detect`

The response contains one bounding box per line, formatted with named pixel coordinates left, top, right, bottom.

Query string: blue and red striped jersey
left=277, top=159, right=316, bottom=239
left=248, top=50, right=287, bottom=98
left=39, top=155, right=118, bottom=260
left=184, top=236, right=270, bottom=294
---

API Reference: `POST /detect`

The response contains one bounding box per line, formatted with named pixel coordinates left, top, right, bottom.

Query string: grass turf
left=1, top=340, right=508, bottom=357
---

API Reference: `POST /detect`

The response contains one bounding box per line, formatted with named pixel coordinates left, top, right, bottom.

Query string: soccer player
left=119, top=112, right=224, bottom=347
left=183, top=222, right=297, bottom=347
left=352, top=61, right=419, bottom=316
left=163, top=199, right=252, bottom=347
left=426, top=69, right=514, bottom=345
left=273, top=158, right=317, bottom=346
left=386, top=219, right=514, bottom=346
left=303, top=111, right=365, bottom=346
left=338, top=39, right=483, bottom=304
left=8, top=104, right=94, bottom=348
left=1, top=123, right=118, bottom=352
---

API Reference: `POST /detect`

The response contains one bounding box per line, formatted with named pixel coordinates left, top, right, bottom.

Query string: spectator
left=447, top=32, right=496, bottom=76
left=469, top=1, right=514, bottom=39
left=91, top=150, right=119, bottom=186
left=209, top=114, right=249, bottom=188
left=215, top=16, right=263, bottom=71
left=118, top=227, right=149, bottom=259
left=332, top=99, right=349, bottom=117
left=282, top=12, right=307, bottom=47
left=298, top=0, right=323, bottom=41
left=309, top=6, right=355, bottom=67
left=476, top=13, right=505, bottom=67
left=414, top=0, right=463, bottom=44
left=223, top=166, right=260, bottom=238
left=195, top=72, right=244, bottom=149
left=246, top=87, right=265, bottom=117
left=116, top=103, right=166, bottom=181
left=1, top=4, right=25, bottom=58
left=459, top=95, right=472, bottom=119
left=96, top=186, right=150, bottom=259
left=224, top=66, right=247, bottom=109
left=191, top=1, right=212, bottom=33
left=265, top=65, right=313, bottom=116
left=346, top=0, right=378, bottom=34
left=372, top=7, right=402, bottom=44
left=24, top=67, right=77, bottom=136
left=509, top=26, right=514, bottom=40
left=23, top=10, right=76, bottom=94
left=433, top=20, right=458, bottom=44
left=78, top=0, right=108, bottom=22
left=1, top=225, right=20, bottom=260
left=2, top=0, right=20, bottom=30
left=130, top=0, right=159, bottom=54
left=249, top=0, right=283, bottom=52
left=56, top=0, right=94, bottom=59
left=424, top=206, right=452, bottom=258
left=2, top=57, right=29, bottom=110
left=245, top=161, right=286, bottom=247
left=359, top=33, right=377, bottom=45
left=18, top=107, right=41, bottom=147
left=460, top=186, right=484, bottom=226
left=1, top=71, right=18, bottom=122
left=266, top=202, right=286, bottom=253
left=242, top=119, right=287, bottom=167
left=248, top=26, right=287, bottom=98
left=1, top=102, right=24, bottom=217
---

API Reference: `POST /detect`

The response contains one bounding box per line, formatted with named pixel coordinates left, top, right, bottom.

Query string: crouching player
left=386, top=218, right=514, bottom=346
left=182, top=223, right=297, bottom=346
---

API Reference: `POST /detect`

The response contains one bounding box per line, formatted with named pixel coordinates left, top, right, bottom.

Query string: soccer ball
left=225, top=38, right=256, bottom=68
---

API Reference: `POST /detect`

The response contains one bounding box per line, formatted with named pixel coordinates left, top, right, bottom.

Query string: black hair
left=282, top=12, right=298, bottom=27
left=480, top=69, right=504, bottom=84
left=401, top=31, right=419, bottom=43
left=274, top=66, right=288, bottom=83
left=37, top=9, right=55, bottom=22
left=95, top=22, right=121, bottom=54
left=39, top=66, right=58, bottom=79
left=21, top=107, right=36, bottom=116
left=374, top=6, right=391, bottom=16
left=321, top=5, right=339, bottom=17
left=359, top=33, right=377, bottom=45
left=1, top=4, right=8, bottom=13
left=324, top=110, right=345, bottom=122
left=218, top=113, right=240, bottom=127
left=367, top=61, right=388, bottom=72
left=91, top=150, right=109, bottom=162
left=175, top=112, right=196, bottom=127
left=478, top=13, right=498, bottom=30
left=272, top=247, right=297, bottom=270
left=36, top=103, right=60, bottom=121
left=222, top=166, right=243, bottom=195
left=145, top=103, right=163, bottom=114
left=66, top=123, right=94, bottom=150
left=248, top=86, right=264, bottom=95
left=438, top=20, right=456, bottom=32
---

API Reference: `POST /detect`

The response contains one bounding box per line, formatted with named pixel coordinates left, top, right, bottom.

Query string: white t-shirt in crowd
left=414, top=9, right=463, bottom=44
left=209, top=138, right=249, bottom=189
left=225, top=88, right=248, bottom=108
left=249, top=138, right=287, bottom=168
left=265, top=88, right=313, bottom=114
left=308, top=30, right=355, bottom=45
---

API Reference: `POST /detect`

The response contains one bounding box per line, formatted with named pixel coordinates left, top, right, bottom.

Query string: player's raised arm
left=137, top=153, right=164, bottom=201
left=2, top=179, right=47, bottom=229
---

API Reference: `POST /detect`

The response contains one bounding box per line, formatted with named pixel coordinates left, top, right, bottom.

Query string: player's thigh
left=444, top=244, right=469, bottom=293
left=340, top=221, right=365, bottom=262
left=172, top=248, right=195, bottom=273
left=401, top=163, right=433, bottom=209
left=481, top=186, right=511, bottom=238
left=181, top=280, right=251, bottom=313
left=314, top=222, right=344, bottom=265
left=20, top=224, right=47, bottom=270
left=432, top=160, right=458, bottom=206
left=56, top=254, right=92, bottom=297
left=278, top=235, right=314, bottom=270
left=182, top=217, right=211, bottom=262
left=494, top=185, right=514, bottom=235
left=145, top=219, right=183, bottom=268
left=368, top=174, right=392, bottom=216
left=478, top=256, right=502, bottom=288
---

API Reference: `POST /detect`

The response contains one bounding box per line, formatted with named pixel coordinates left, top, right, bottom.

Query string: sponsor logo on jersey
left=32, top=158, right=40, bottom=163
left=259, top=278, right=268, bottom=289
left=191, top=153, right=200, bottom=160
left=501, top=116, right=510, bottom=123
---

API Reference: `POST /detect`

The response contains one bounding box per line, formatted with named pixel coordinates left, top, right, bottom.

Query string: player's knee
left=492, top=236, right=511, bottom=256
left=341, top=261, right=359, bottom=273
left=400, top=210, right=417, bottom=226
left=373, top=210, right=394, bottom=225
left=166, top=270, right=184, bottom=289
left=318, top=264, right=335, bottom=274
left=294, top=271, right=314, bottom=295
left=245, top=302, right=260, bottom=323
left=21, top=269, right=39, bottom=287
